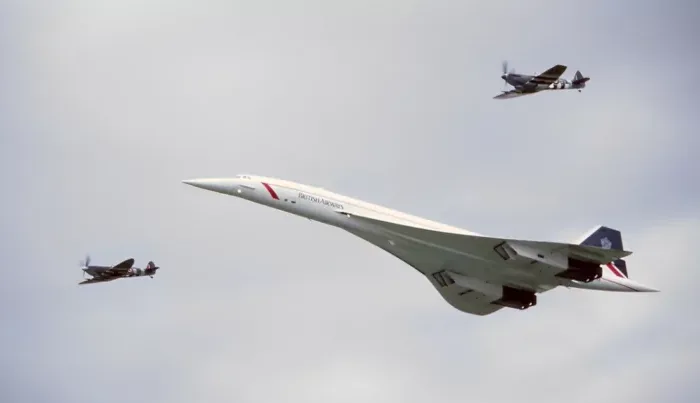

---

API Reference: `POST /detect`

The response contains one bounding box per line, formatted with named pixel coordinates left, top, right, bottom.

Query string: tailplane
left=572, top=70, right=590, bottom=87
left=577, top=226, right=628, bottom=278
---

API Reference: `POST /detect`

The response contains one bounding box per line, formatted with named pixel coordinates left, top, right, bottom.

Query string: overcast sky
left=2, top=1, right=699, bottom=402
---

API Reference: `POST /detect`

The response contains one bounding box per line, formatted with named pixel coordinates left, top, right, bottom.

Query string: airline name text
left=298, top=192, right=344, bottom=210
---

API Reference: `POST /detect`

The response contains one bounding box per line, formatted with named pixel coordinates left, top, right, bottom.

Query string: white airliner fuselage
left=183, top=174, right=658, bottom=316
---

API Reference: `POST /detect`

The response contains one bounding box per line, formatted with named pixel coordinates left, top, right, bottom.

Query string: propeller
left=79, top=255, right=91, bottom=278
left=80, top=254, right=91, bottom=270
left=501, top=60, right=515, bottom=90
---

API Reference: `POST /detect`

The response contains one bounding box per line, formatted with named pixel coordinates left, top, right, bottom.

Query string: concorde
left=182, top=174, right=658, bottom=316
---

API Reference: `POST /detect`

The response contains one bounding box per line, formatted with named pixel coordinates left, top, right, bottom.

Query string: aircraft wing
left=79, top=277, right=117, bottom=285
left=345, top=227, right=508, bottom=316
left=525, top=64, right=567, bottom=86
left=106, top=258, right=135, bottom=275
left=336, top=210, right=631, bottom=316
left=493, top=90, right=531, bottom=100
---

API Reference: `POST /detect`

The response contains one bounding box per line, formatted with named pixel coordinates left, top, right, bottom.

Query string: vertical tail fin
left=572, top=70, right=589, bottom=87
left=577, top=226, right=628, bottom=278
left=145, top=261, right=158, bottom=272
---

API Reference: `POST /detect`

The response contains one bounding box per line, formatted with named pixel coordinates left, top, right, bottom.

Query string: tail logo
left=600, top=237, right=612, bottom=249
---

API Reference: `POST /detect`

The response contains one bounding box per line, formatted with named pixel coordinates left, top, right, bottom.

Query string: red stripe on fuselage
left=261, top=182, right=279, bottom=200
left=606, top=263, right=625, bottom=278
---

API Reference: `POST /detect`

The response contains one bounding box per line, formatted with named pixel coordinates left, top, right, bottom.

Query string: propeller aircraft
left=78, top=255, right=160, bottom=285
left=494, top=60, right=590, bottom=99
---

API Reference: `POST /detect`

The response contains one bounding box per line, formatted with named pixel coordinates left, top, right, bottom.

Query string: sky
left=1, top=0, right=699, bottom=402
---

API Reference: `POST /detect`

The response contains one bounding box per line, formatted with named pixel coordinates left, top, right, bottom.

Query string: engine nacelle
left=555, top=258, right=602, bottom=283
left=493, top=241, right=568, bottom=270
left=494, top=241, right=603, bottom=283
left=443, top=271, right=537, bottom=311
left=493, top=286, right=537, bottom=310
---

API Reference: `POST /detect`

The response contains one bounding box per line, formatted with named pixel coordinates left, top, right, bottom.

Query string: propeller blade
left=502, top=60, right=509, bottom=90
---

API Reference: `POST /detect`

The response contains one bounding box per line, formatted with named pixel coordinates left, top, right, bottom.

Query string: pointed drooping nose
left=501, top=74, right=507, bottom=80
left=182, top=178, right=238, bottom=195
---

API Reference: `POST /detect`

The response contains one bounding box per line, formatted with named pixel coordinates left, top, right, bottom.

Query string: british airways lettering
left=298, top=192, right=344, bottom=210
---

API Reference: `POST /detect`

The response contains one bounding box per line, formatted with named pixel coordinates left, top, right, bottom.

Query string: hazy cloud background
left=2, top=1, right=698, bottom=402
